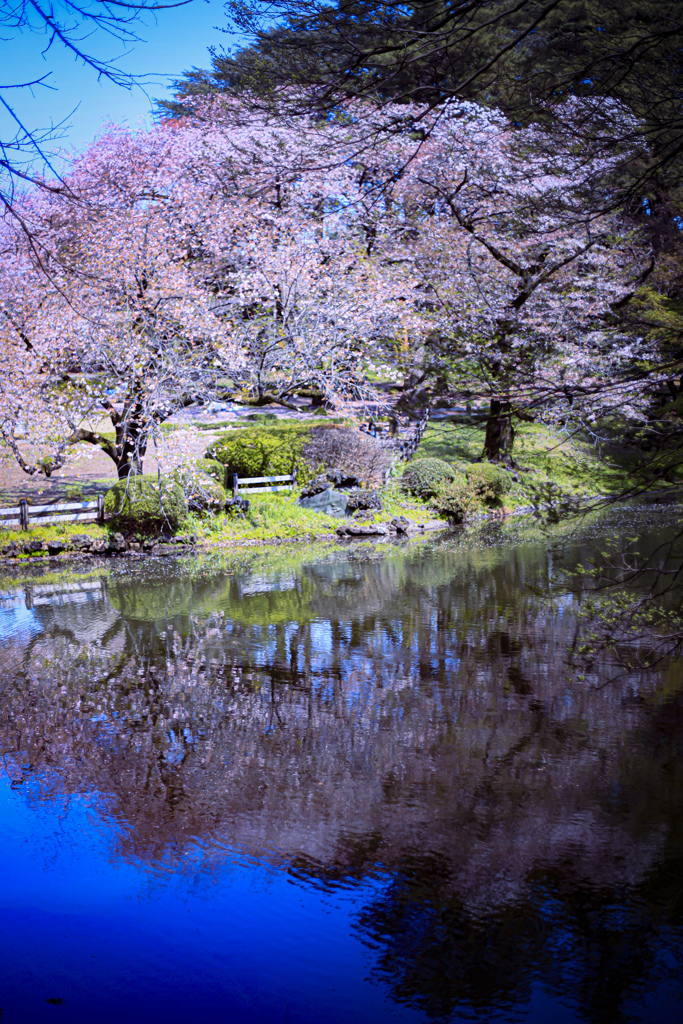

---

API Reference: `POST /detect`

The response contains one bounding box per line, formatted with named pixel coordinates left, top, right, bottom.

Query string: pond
left=1, top=502, right=682, bottom=1023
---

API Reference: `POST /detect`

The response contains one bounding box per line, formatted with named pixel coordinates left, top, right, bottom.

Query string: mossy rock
left=104, top=475, right=188, bottom=534
left=401, top=457, right=455, bottom=498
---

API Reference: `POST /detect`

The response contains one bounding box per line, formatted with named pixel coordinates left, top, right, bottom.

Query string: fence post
left=97, top=494, right=105, bottom=524
left=231, top=473, right=239, bottom=497
left=292, top=467, right=297, bottom=490
left=19, top=500, right=29, bottom=532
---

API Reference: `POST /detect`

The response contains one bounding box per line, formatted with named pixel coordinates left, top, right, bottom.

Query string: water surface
left=1, top=505, right=682, bottom=1023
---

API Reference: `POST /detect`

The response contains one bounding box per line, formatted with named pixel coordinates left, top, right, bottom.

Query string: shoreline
left=0, top=518, right=450, bottom=569
left=4, top=488, right=677, bottom=571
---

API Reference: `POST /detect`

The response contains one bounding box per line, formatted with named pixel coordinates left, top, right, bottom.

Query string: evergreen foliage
left=401, top=457, right=456, bottom=498
left=208, top=424, right=313, bottom=480
left=465, top=463, right=512, bottom=501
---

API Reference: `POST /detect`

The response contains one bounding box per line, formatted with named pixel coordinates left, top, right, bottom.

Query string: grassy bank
left=2, top=416, right=657, bottom=559
left=185, top=488, right=437, bottom=546
left=413, top=419, right=649, bottom=508
left=0, top=489, right=439, bottom=557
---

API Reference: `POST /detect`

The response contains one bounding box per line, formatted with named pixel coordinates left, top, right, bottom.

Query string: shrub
left=430, top=464, right=513, bottom=522
left=104, top=475, right=188, bottom=533
left=401, top=457, right=455, bottom=497
left=208, top=424, right=313, bottom=481
left=465, top=463, right=512, bottom=502
left=195, top=458, right=226, bottom=488
left=430, top=474, right=483, bottom=522
left=173, top=467, right=227, bottom=515
left=303, top=426, right=390, bottom=485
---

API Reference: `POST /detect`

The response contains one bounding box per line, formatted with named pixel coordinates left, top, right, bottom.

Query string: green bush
left=173, top=467, right=227, bottom=515
left=465, top=463, right=512, bottom=501
left=104, top=475, right=188, bottom=533
left=430, top=463, right=512, bottom=521
left=430, top=475, right=483, bottom=523
left=195, top=458, right=226, bottom=488
left=401, top=457, right=455, bottom=498
left=208, top=424, right=313, bottom=482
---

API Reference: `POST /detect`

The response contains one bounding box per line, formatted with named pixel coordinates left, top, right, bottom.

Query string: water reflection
left=1, top=505, right=682, bottom=1022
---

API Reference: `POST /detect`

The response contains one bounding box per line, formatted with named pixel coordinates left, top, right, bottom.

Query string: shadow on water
left=0, top=502, right=682, bottom=1022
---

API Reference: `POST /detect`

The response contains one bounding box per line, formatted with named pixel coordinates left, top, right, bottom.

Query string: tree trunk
left=115, top=427, right=145, bottom=478
left=483, top=399, right=515, bottom=462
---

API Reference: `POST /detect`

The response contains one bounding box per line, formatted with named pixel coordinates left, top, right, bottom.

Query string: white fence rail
left=0, top=496, right=104, bottom=531
left=0, top=579, right=107, bottom=610
left=228, top=470, right=297, bottom=497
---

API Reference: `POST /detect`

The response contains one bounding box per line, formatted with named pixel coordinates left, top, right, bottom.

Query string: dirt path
left=0, top=431, right=222, bottom=505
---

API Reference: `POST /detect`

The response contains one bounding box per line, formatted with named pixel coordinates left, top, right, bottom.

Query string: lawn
left=413, top=419, right=648, bottom=506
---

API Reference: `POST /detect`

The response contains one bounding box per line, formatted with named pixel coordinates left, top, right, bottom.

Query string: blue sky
left=1, top=1, right=234, bottom=161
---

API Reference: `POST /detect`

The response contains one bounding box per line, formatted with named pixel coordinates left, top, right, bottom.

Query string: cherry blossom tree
left=0, top=104, right=405, bottom=477
left=0, top=92, right=661, bottom=478
left=342, top=98, right=658, bottom=461
left=0, top=126, right=238, bottom=479
left=184, top=94, right=658, bottom=462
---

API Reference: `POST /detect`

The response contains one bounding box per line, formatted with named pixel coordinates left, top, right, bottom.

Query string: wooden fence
left=0, top=496, right=104, bottom=531
left=389, top=410, right=431, bottom=461
left=228, top=471, right=298, bottom=496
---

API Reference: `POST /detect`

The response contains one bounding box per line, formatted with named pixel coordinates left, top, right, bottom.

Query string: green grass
left=413, top=420, right=649, bottom=507
left=0, top=519, right=106, bottom=550
left=187, top=492, right=341, bottom=544
left=186, top=489, right=437, bottom=543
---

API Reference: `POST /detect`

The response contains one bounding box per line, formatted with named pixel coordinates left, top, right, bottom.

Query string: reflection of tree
left=1, top=515, right=683, bottom=1020
left=358, top=846, right=683, bottom=1023
left=356, top=672, right=683, bottom=1024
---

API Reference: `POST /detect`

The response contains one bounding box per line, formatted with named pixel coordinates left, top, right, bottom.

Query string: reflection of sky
left=0, top=776, right=425, bottom=1024
left=0, top=599, right=37, bottom=642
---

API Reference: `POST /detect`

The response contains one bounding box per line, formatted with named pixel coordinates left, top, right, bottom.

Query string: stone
left=299, top=474, right=332, bottom=499
left=345, top=488, right=383, bottom=515
left=23, top=539, right=44, bottom=554
left=299, top=468, right=361, bottom=501
left=70, top=534, right=93, bottom=551
left=389, top=516, right=415, bottom=535
left=225, top=497, right=250, bottom=514
left=337, top=523, right=389, bottom=537
left=107, top=533, right=128, bottom=553
left=151, top=542, right=176, bottom=556
left=47, top=539, right=65, bottom=555
left=325, top=467, right=362, bottom=489
left=2, top=542, right=18, bottom=557
left=299, top=488, right=349, bottom=517
left=90, top=538, right=108, bottom=554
